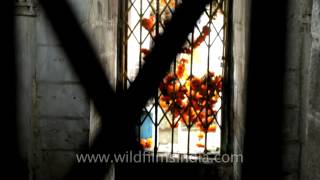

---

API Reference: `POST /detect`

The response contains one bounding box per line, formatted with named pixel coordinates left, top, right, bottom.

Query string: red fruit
left=217, top=82, right=223, bottom=91
left=182, top=86, right=188, bottom=92
left=196, top=121, right=202, bottom=128
left=200, top=84, right=207, bottom=92
left=194, top=104, right=201, bottom=111
left=193, top=26, right=211, bottom=49
left=197, top=132, right=205, bottom=139
left=174, top=84, right=180, bottom=91
left=176, top=92, right=184, bottom=99
left=206, top=109, right=212, bottom=115
left=167, top=84, right=174, bottom=93
left=160, top=100, right=168, bottom=110
left=191, top=109, right=197, bottom=117
left=195, top=92, right=203, bottom=99
left=140, top=139, right=147, bottom=148
left=215, top=76, right=222, bottom=87
left=208, top=124, right=217, bottom=132
left=191, top=90, right=196, bottom=97
left=210, top=96, right=218, bottom=104
left=161, top=95, right=171, bottom=102
left=182, top=114, right=189, bottom=124
left=200, top=111, right=206, bottom=119
left=145, top=138, right=153, bottom=148
left=202, top=26, right=211, bottom=35
left=180, top=58, right=189, bottom=64
left=141, top=48, right=150, bottom=56
left=176, top=72, right=184, bottom=79
left=207, top=117, right=214, bottom=124
left=141, top=17, right=154, bottom=32
left=176, top=98, right=183, bottom=105
left=196, top=142, right=205, bottom=148
left=191, top=78, right=201, bottom=89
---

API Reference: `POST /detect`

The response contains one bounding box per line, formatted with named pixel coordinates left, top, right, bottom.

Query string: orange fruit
left=195, top=92, right=203, bottom=99
left=207, top=117, right=214, bottom=124
left=167, top=84, right=174, bottom=93
left=200, top=84, right=207, bottom=92
left=208, top=124, right=217, bottom=132
left=140, top=139, right=146, bottom=148
left=197, top=132, right=204, bottom=139
left=141, top=18, right=154, bottom=32
left=196, top=142, right=205, bottom=148
left=145, top=138, right=153, bottom=148
left=159, top=100, right=168, bottom=110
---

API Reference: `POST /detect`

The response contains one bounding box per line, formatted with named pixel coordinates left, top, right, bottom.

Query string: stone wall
left=230, top=0, right=251, bottom=179
left=15, top=0, right=117, bottom=179
left=16, top=14, right=36, bottom=180
left=230, top=0, right=319, bottom=179
left=301, top=0, right=320, bottom=179
left=283, top=0, right=313, bottom=180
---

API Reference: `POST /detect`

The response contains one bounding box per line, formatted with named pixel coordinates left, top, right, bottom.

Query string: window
left=118, top=0, right=229, bottom=158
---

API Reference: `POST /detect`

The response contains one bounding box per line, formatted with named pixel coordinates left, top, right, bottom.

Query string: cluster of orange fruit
left=141, top=0, right=210, bottom=55
left=140, top=138, right=153, bottom=149
left=141, top=16, right=155, bottom=33
left=141, top=16, right=211, bottom=56
left=159, top=58, right=222, bottom=132
left=140, top=0, right=175, bottom=37
left=181, top=26, right=211, bottom=54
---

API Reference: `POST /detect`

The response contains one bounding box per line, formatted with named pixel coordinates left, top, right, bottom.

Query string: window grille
left=119, top=0, right=228, bottom=158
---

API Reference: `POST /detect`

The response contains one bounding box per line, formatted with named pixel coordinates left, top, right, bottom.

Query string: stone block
left=40, top=118, right=89, bottom=150
left=283, top=71, right=300, bottom=106
left=283, top=172, right=298, bottom=180
left=36, top=46, right=79, bottom=82
left=36, top=8, right=60, bottom=46
left=35, top=150, right=77, bottom=180
left=283, top=107, right=299, bottom=141
left=282, top=142, right=300, bottom=173
left=38, top=83, right=89, bottom=118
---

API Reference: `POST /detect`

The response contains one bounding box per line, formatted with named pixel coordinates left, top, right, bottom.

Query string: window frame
left=116, top=0, right=233, bottom=159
